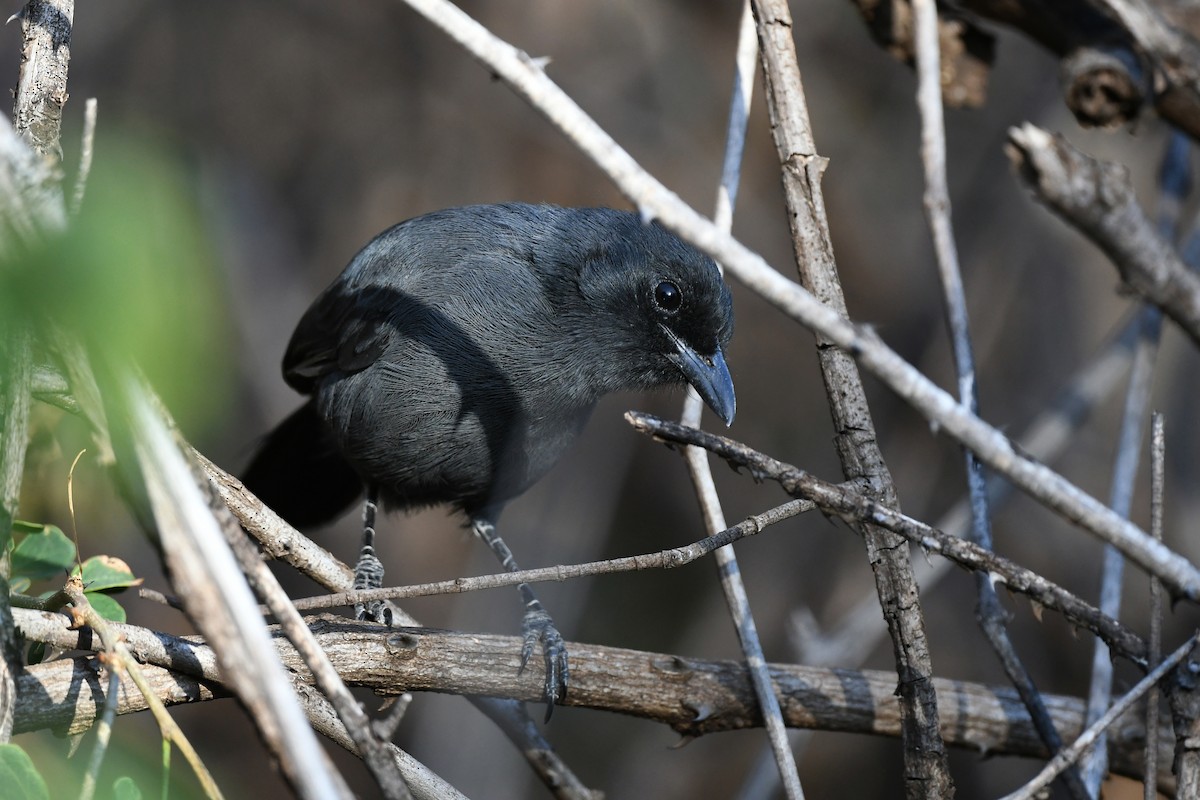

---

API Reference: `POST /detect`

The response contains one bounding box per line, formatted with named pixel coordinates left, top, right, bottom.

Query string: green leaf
left=10, top=576, right=30, bottom=594
left=85, top=592, right=127, bottom=623
left=11, top=520, right=45, bottom=534
left=75, top=556, right=140, bottom=593
left=112, top=776, right=143, bottom=800
left=11, top=525, right=76, bottom=580
left=0, top=744, right=50, bottom=800
left=6, top=138, right=233, bottom=436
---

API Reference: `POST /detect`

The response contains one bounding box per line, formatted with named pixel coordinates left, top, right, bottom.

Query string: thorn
left=671, top=733, right=697, bottom=750
left=1029, top=599, right=1044, bottom=623
left=638, top=205, right=657, bottom=225
left=986, top=571, right=1005, bottom=591
left=518, top=50, right=552, bottom=71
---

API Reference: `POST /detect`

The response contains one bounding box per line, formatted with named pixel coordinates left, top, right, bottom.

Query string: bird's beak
left=662, top=326, right=736, bottom=426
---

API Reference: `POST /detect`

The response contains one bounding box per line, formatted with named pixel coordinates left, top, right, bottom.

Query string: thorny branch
left=751, top=0, right=951, bottom=793
left=626, top=412, right=1149, bottom=667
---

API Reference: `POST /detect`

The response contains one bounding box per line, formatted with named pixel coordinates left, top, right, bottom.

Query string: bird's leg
left=354, top=487, right=392, bottom=625
left=471, top=516, right=568, bottom=721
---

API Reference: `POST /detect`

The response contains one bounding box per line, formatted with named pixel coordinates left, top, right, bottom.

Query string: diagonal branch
left=626, top=412, right=1150, bottom=666
left=394, top=0, right=1200, bottom=606
left=198, top=452, right=601, bottom=800
left=752, top=0, right=951, bottom=792
left=684, top=5, right=802, bottom=794
left=913, top=2, right=1085, bottom=796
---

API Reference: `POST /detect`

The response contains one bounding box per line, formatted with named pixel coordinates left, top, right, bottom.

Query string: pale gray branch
left=396, top=0, right=1200, bottom=604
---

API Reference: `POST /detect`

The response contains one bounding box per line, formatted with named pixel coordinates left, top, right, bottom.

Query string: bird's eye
left=653, top=280, right=682, bottom=313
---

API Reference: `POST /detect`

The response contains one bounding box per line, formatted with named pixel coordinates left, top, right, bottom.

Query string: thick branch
left=11, top=614, right=1174, bottom=792
left=751, top=1, right=952, bottom=794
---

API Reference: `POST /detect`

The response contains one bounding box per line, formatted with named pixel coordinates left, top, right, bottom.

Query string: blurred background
left=9, top=0, right=1200, bottom=797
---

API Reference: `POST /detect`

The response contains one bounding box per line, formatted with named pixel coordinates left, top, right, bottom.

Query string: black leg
left=471, top=516, right=568, bottom=721
left=354, top=487, right=391, bottom=626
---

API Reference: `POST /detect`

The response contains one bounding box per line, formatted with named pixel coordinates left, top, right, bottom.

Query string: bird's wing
left=282, top=283, right=394, bottom=394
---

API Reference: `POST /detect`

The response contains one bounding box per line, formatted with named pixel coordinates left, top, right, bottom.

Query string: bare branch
left=915, top=2, right=1086, bottom=795
left=13, top=0, right=73, bottom=162
left=1003, top=631, right=1200, bottom=800
left=286, top=500, right=809, bottom=613
left=104, top=371, right=353, bottom=800
left=1006, top=123, right=1200, bottom=348
left=685, top=5, right=802, bottom=794
left=68, top=96, right=96, bottom=215
left=395, top=0, right=1200, bottom=604
left=0, top=324, right=31, bottom=745
left=796, top=311, right=1140, bottom=671
left=1081, top=125, right=1186, bottom=795
left=198, top=452, right=600, bottom=800
left=751, top=0, right=951, bottom=791
left=1146, top=413, right=1166, bottom=800
left=626, top=412, right=1150, bottom=666
left=12, top=611, right=1175, bottom=792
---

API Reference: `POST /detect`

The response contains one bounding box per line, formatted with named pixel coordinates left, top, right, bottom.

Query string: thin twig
left=914, top=2, right=1083, bottom=795
left=137, top=587, right=184, bottom=611
left=791, top=310, right=1140, bottom=670
left=79, top=663, right=120, bottom=800
left=1002, top=631, right=1200, bottom=800
left=288, top=500, right=810, bottom=612
left=153, top=397, right=409, bottom=798
left=395, top=0, right=1200, bottom=604
left=69, top=97, right=97, bottom=215
left=220, top=521, right=413, bottom=798
left=1146, top=413, right=1165, bottom=800
left=626, top=412, right=1150, bottom=665
left=1081, top=126, right=1187, bottom=794
left=61, top=578, right=224, bottom=800
left=686, top=3, right=802, bottom=796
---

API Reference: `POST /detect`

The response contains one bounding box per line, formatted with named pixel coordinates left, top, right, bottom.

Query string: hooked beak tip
left=665, top=328, right=735, bottom=427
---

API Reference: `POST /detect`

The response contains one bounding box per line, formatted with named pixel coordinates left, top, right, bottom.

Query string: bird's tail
left=241, top=400, right=364, bottom=528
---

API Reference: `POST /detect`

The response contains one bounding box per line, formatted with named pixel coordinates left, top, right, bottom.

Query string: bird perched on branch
left=243, top=202, right=735, bottom=719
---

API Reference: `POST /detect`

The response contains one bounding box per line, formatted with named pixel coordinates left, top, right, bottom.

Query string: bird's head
left=570, top=212, right=736, bottom=426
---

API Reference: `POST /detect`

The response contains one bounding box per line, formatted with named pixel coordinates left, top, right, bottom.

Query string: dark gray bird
left=243, top=203, right=735, bottom=718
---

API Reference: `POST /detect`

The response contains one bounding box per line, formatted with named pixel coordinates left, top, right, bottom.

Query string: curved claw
left=353, top=547, right=392, bottom=626
left=355, top=601, right=393, bottom=626
left=518, top=604, right=570, bottom=721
